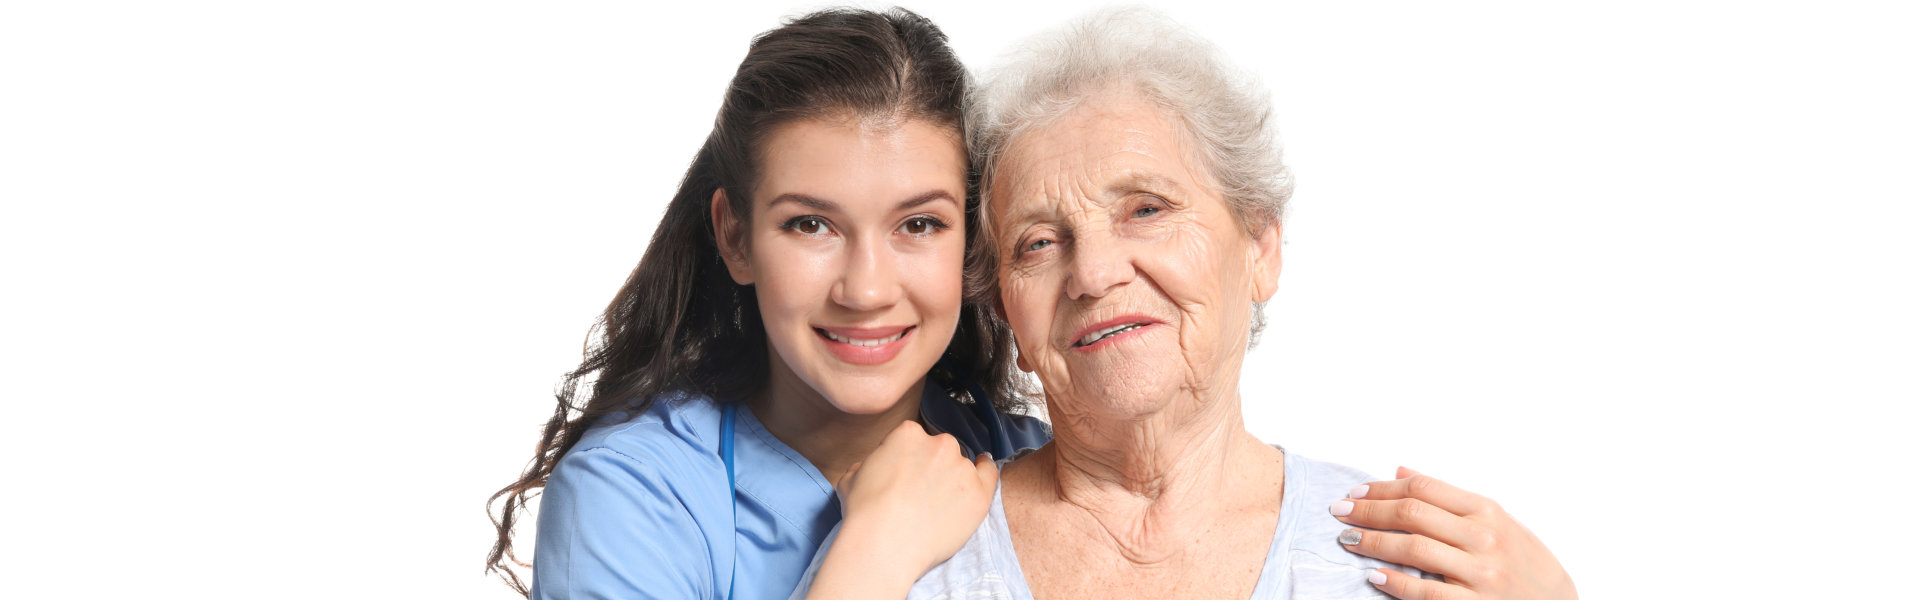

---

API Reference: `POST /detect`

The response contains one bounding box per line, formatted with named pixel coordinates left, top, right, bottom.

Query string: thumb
left=973, top=453, right=1000, bottom=492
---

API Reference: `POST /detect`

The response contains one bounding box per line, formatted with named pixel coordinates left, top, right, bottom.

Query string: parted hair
left=484, top=7, right=1023, bottom=595
left=963, top=6, right=1293, bottom=343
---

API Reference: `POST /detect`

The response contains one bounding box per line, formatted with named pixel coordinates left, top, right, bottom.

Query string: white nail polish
left=1349, top=484, right=1369, bottom=499
left=1330, top=500, right=1353, bottom=517
left=1368, top=570, right=1387, bottom=585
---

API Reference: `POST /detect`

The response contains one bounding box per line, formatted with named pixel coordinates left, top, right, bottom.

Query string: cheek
left=908, top=241, right=965, bottom=320
left=1147, top=230, right=1231, bottom=305
left=998, top=275, right=1054, bottom=349
left=749, top=242, right=834, bottom=323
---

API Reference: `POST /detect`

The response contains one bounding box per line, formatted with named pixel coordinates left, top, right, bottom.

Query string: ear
left=1249, top=218, right=1283, bottom=303
left=711, top=189, right=754, bottom=285
left=1015, top=352, right=1034, bottom=374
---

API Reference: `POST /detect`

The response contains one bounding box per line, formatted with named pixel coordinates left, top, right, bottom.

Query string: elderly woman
left=797, top=8, right=1574, bottom=600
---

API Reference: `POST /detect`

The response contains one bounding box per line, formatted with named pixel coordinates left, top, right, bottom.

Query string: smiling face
left=716, top=116, right=967, bottom=415
left=991, top=89, right=1283, bottom=421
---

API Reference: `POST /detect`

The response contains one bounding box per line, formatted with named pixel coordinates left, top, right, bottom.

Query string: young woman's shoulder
left=532, top=391, right=734, bottom=599
left=569, top=390, right=727, bottom=461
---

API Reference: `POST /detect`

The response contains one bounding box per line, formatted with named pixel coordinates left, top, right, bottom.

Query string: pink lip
left=1069, top=315, right=1161, bottom=352
left=815, top=325, right=916, bottom=366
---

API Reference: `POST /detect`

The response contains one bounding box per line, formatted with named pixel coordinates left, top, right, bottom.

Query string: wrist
left=817, top=517, right=924, bottom=593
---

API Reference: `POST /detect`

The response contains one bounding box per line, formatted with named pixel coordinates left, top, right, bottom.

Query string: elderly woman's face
left=992, top=91, right=1282, bottom=417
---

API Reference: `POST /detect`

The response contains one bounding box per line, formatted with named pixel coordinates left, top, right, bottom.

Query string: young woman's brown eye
left=784, top=216, right=828, bottom=235
left=899, top=216, right=946, bottom=236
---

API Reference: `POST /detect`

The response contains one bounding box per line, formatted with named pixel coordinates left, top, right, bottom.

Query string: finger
left=1338, top=528, right=1474, bottom=582
left=927, top=432, right=961, bottom=458
left=1368, top=567, right=1473, bottom=600
left=973, top=453, right=1001, bottom=490
left=889, top=418, right=928, bottom=439
left=1349, top=472, right=1493, bottom=517
left=1332, top=498, right=1481, bottom=549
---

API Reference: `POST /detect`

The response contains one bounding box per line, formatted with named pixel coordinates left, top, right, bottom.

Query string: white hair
left=964, top=6, right=1292, bottom=343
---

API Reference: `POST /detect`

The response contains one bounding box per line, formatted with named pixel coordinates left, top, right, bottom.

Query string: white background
left=3, top=1, right=1915, bottom=598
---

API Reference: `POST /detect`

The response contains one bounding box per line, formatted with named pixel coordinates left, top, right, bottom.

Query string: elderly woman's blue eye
left=1133, top=205, right=1161, bottom=218
left=1025, top=239, right=1052, bottom=253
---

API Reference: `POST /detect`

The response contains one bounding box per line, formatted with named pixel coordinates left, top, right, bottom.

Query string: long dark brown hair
left=485, top=7, right=1024, bottom=594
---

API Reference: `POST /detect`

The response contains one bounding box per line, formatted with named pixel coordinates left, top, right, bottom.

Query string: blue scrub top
left=531, top=384, right=1052, bottom=600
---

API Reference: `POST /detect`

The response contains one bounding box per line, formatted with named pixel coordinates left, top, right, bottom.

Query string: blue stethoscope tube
left=716, top=376, right=1011, bottom=600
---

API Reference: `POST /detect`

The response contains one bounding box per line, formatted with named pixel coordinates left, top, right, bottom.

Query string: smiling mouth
left=818, top=328, right=910, bottom=347
left=1073, top=322, right=1151, bottom=348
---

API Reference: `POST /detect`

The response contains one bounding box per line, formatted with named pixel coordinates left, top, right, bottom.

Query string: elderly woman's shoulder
left=1281, top=450, right=1384, bottom=502
left=1272, top=450, right=1428, bottom=598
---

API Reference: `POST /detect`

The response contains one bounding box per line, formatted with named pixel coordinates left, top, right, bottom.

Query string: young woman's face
left=718, top=117, right=967, bottom=414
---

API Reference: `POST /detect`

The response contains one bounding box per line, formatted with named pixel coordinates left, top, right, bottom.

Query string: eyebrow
left=766, top=190, right=958, bottom=212
left=1105, top=172, right=1183, bottom=199
left=998, top=171, right=1185, bottom=231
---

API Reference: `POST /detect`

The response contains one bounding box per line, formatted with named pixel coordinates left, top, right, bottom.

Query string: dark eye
left=903, top=218, right=933, bottom=235
left=792, top=217, right=827, bottom=235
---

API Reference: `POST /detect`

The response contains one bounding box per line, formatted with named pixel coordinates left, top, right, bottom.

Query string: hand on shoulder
left=1332, top=467, right=1577, bottom=600
left=801, top=420, right=1001, bottom=599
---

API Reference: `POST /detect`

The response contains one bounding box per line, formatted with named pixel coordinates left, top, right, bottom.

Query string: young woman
left=484, top=8, right=1050, bottom=600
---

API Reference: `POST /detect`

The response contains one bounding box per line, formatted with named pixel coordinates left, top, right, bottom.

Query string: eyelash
left=1016, top=197, right=1163, bottom=257
left=900, top=215, right=951, bottom=236
left=777, top=215, right=951, bottom=237
left=780, top=216, right=831, bottom=236
left=1132, top=195, right=1169, bottom=219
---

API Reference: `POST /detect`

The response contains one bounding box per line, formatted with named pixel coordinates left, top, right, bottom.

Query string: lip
left=815, top=325, right=916, bottom=366
left=1068, top=315, right=1161, bottom=352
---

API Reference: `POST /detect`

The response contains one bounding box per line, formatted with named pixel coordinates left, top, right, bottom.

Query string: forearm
left=798, top=519, right=922, bottom=600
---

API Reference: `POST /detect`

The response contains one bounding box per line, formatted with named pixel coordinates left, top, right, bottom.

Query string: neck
left=1024, top=387, right=1273, bottom=563
left=744, top=367, right=924, bottom=487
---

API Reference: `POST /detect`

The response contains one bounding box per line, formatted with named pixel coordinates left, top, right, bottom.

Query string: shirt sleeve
left=532, top=445, right=718, bottom=600
left=782, top=523, right=840, bottom=600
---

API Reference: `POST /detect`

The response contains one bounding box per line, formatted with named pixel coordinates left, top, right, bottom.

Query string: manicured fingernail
left=1330, top=500, right=1354, bottom=517
left=1368, top=570, right=1387, bottom=586
left=1338, top=528, right=1362, bottom=546
left=1348, top=484, right=1369, bottom=499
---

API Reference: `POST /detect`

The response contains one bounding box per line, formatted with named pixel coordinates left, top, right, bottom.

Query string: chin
left=815, top=375, right=920, bottom=416
left=1077, top=380, right=1183, bottom=419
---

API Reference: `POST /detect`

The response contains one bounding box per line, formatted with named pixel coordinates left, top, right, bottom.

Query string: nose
left=1064, top=230, right=1134, bottom=300
left=830, top=235, right=903, bottom=312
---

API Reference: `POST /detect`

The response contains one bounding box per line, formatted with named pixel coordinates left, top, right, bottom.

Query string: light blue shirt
left=530, top=385, right=1052, bottom=600
left=791, top=449, right=1431, bottom=599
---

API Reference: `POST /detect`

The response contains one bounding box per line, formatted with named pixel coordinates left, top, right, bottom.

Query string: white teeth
left=823, top=329, right=906, bottom=347
left=1077, top=323, right=1145, bottom=347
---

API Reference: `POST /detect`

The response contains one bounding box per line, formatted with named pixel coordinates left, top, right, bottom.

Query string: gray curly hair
left=964, top=6, right=1294, bottom=343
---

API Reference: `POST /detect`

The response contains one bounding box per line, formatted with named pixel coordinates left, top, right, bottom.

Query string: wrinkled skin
left=989, top=87, right=1288, bottom=598
left=993, top=89, right=1281, bottom=451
